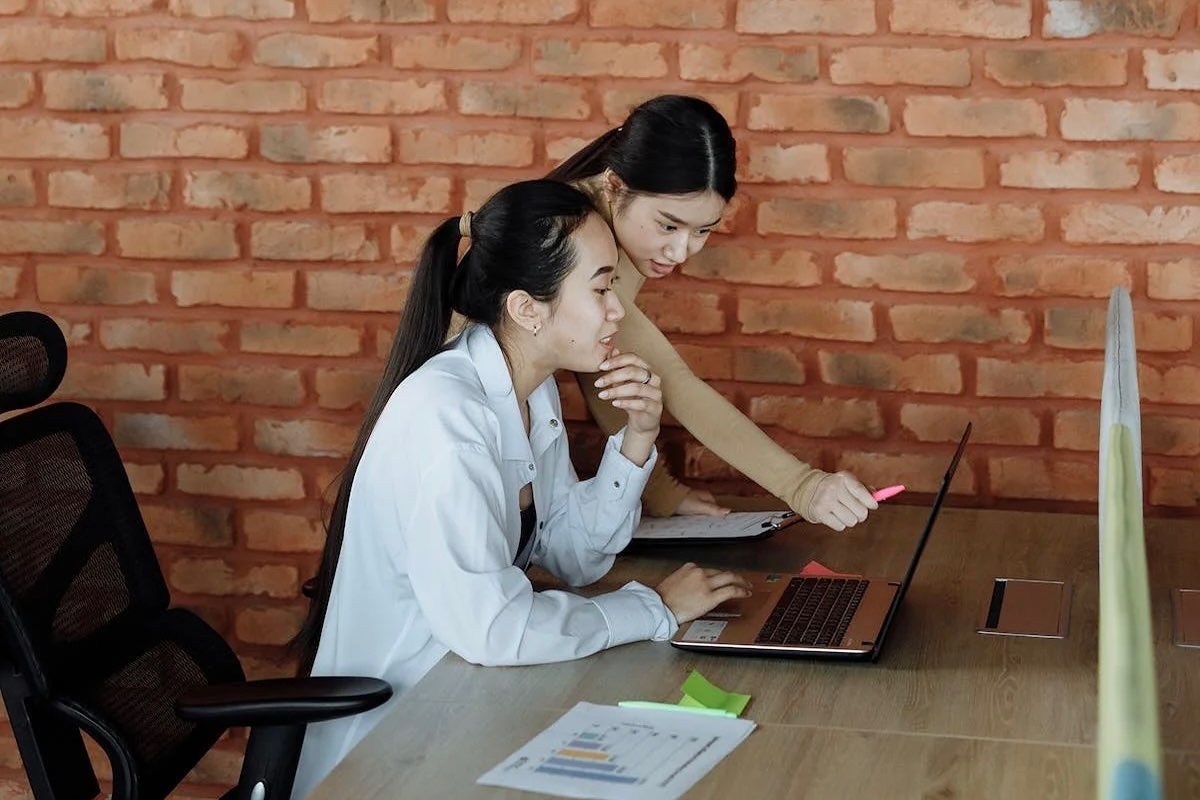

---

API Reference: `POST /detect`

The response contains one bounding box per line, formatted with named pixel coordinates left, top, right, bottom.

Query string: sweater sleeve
left=574, top=368, right=690, bottom=517
left=611, top=288, right=829, bottom=519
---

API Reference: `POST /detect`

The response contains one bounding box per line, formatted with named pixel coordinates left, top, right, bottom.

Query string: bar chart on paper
left=477, top=702, right=755, bottom=800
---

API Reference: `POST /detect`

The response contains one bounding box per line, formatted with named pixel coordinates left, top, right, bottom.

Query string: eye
left=695, top=228, right=713, bottom=236
left=657, top=221, right=677, bottom=233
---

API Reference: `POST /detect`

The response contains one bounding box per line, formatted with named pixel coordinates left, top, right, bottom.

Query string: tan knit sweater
left=570, top=177, right=827, bottom=517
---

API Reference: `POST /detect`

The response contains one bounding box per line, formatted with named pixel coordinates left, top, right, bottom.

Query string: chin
left=564, top=351, right=606, bottom=374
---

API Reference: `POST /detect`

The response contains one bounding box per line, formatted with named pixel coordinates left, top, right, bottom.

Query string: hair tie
left=458, top=211, right=473, bottom=239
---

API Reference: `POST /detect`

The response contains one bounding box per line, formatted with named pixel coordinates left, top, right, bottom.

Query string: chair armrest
left=175, top=676, right=392, bottom=728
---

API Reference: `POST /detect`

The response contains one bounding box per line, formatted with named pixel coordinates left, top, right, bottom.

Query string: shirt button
left=613, top=480, right=620, bottom=488
left=528, top=463, right=535, bottom=471
left=549, top=419, right=559, bottom=428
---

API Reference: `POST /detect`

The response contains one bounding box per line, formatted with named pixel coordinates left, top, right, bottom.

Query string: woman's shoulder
left=374, top=353, right=495, bottom=440
left=368, top=325, right=532, bottom=467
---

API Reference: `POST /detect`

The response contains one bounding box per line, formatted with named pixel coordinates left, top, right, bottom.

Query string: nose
left=663, top=231, right=688, bottom=263
left=608, top=291, right=625, bottom=322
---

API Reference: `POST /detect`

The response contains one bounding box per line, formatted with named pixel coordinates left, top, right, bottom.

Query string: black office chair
left=0, top=310, right=392, bottom=800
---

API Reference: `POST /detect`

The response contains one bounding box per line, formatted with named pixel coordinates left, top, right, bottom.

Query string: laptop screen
left=873, top=422, right=972, bottom=654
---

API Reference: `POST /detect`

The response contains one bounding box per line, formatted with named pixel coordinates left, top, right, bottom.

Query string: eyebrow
left=660, top=210, right=722, bottom=229
left=590, top=265, right=615, bottom=279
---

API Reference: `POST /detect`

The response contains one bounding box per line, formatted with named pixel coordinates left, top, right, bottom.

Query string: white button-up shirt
left=292, top=323, right=675, bottom=798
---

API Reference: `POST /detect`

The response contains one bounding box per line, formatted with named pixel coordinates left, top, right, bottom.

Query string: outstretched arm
left=613, top=298, right=876, bottom=529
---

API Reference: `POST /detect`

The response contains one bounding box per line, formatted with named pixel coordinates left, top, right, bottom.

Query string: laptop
left=670, top=422, right=971, bottom=663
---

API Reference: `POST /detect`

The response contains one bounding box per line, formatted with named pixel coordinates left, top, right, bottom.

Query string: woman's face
left=541, top=213, right=626, bottom=373
left=609, top=188, right=727, bottom=280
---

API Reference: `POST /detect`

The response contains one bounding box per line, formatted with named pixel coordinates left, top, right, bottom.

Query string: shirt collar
left=459, top=324, right=563, bottom=462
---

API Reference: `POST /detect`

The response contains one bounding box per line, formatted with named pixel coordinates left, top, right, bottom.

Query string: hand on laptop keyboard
left=655, top=563, right=753, bottom=624
left=803, top=471, right=877, bottom=531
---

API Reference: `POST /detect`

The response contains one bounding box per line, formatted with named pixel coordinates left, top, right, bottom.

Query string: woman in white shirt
left=290, top=180, right=752, bottom=797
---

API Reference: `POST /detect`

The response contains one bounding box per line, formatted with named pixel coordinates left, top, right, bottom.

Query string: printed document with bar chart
left=477, top=701, right=755, bottom=800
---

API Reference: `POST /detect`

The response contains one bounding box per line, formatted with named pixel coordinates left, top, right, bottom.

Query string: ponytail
left=293, top=215, right=464, bottom=669
left=545, top=126, right=622, bottom=184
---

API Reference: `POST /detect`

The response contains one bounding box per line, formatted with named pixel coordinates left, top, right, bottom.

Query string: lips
left=650, top=260, right=678, bottom=276
left=599, top=332, right=618, bottom=350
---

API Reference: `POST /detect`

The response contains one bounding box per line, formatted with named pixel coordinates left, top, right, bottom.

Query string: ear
left=504, top=290, right=543, bottom=336
left=603, top=168, right=626, bottom=198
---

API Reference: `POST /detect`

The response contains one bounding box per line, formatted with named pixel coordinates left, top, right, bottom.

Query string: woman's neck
left=510, top=368, right=549, bottom=411
left=503, top=342, right=553, bottom=412
left=615, top=248, right=646, bottom=297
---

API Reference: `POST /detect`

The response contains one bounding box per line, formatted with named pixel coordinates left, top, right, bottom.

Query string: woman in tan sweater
left=548, top=95, right=876, bottom=531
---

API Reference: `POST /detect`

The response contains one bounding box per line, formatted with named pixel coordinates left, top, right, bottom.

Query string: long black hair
left=547, top=94, right=737, bottom=201
left=293, top=180, right=595, bottom=668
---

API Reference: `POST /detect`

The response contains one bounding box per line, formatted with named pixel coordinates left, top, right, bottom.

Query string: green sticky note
left=679, top=670, right=751, bottom=716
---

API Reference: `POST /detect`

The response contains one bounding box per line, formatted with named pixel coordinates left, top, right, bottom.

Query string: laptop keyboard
left=755, top=577, right=870, bottom=647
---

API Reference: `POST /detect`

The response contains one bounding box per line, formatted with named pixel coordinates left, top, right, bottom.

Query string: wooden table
left=310, top=505, right=1200, bottom=799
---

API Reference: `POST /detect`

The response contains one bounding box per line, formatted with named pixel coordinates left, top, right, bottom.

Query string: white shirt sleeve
left=400, top=442, right=675, bottom=669
left=532, top=428, right=656, bottom=586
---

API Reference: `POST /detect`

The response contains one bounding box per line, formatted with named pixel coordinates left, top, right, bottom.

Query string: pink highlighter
left=871, top=484, right=905, bottom=502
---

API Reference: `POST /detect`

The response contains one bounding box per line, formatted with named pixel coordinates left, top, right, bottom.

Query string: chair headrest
left=0, top=311, right=67, bottom=415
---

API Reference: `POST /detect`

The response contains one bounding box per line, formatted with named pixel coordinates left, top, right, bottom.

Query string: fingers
left=839, top=472, right=879, bottom=510
left=594, top=355, right=660, bottom=409
left=596, top=350, right=642, bottom=373
left=675, top=488, right=731, bottom=517
left=598, top=379, right=660, bottom=404
left=812, top=472, right=877, bottom=532
left=675, top=564, right=751, bottom=593
left=826, top=503, right=859, bottom=530
left=710, top=570, right=753, bottom=593
left=656, top=565, right=753, bottom=623
left=700, top=571, right=753, bottom=619
left=692, top=498, right=731, bottom=517
left=821, top=503, right=861, bottom=530
left=709, top=583, right=753, bottom=607
left=596, top=366, right=658, bottom=395
left=820, top=512, right=847, bottom=532
left=835, top=492, right=871, bottom=527
left=595, top=352, right=659, bottom=392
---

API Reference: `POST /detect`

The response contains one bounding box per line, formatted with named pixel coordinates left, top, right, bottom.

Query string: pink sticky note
left=801, top=560, right=861, bottom=578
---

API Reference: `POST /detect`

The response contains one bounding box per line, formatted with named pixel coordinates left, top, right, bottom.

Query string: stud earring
left=532, top=324, right=540, bottom=336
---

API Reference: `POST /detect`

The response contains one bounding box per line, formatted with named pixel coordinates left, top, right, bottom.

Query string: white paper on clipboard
left=632, top=511, right=798, bottom=542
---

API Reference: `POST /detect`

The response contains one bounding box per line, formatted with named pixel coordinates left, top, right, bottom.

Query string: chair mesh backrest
left=0, top=406, right=165, bottom=656
left=0, top=402, right=242, bottom=797
left=0, top=311, right=66, bottom=415
left=76, top=609, right=242, bottom=797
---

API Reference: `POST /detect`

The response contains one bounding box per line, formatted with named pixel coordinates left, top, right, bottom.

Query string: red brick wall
left=2, top=0, right=1200, bottom=794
